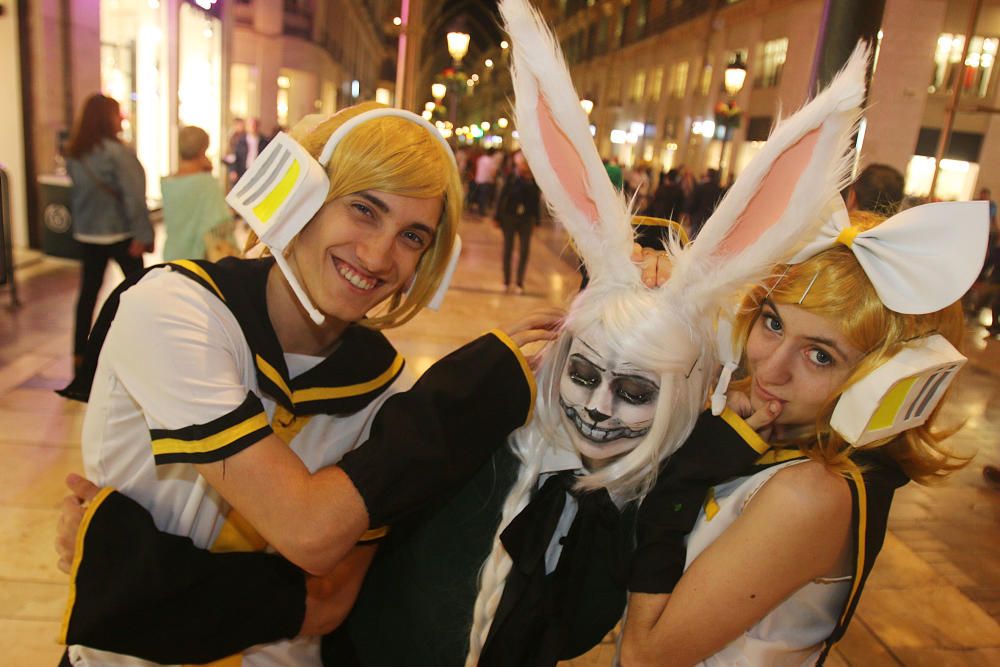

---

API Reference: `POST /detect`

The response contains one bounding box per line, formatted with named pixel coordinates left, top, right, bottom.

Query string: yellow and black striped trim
left=838, top=470, right=868, bottom=627
left=720, top=408, right=771, bottom=455
left=294, top=354, right=405, bottom=404
left=488, top=328, right=537, bottom=425
left=168, top=260, right=226, bottom=302
left=357, top=525, right=391, bottom=546
left=60, top=486, right=116, bottom=645
left=150, top=392, right=273, bottom=465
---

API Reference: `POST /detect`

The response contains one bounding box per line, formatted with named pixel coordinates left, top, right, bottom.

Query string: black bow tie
left=480, top=471, right=627, bottom=667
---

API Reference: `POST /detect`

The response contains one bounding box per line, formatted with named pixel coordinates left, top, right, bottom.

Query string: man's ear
left=846, top=187, right=858, bottom=212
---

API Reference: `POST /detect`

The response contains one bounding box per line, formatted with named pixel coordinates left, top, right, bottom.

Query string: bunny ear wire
left=500, top=0, right=635, bottom=285
left=674, top=42, right=869, bottom=306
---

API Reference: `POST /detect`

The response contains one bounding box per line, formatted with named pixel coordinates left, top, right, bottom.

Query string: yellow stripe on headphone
left=253, top=159, right=301, bottom=224
left=866, top=376, right=918, bottom=432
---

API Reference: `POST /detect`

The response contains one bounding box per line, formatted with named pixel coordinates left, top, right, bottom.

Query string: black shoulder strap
left=815, top=457, right=908, bottom=664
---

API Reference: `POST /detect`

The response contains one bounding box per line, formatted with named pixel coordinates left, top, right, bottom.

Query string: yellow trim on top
left=170, top=260, right=226, bottom=301
left=704, top=487, right=720, bottom=521
left=293, top=354, right=405, bottom=403
left=255, top=354, right=293, bottom=402
left=60, top=486, right=116, bottom=644
left=838, top=470, right=867, bottom=627
left=631, top=215, right=690, bottom=244
left=252, top=159, right=301, bottom=224
left=359, top=525, right=391, bottom=542
left=151, top=413, right=270, bottom=457
left=488, top=328, right=537, bottom=425
left=755, top=448, right=806, bottom=465
left=720, top=408, right=770, bottom=455
left=836, top=225, right=861, bottom=248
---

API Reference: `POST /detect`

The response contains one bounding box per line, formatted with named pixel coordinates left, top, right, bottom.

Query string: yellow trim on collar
left=755, top=448, right=806, bottom=465
left=60, top=486, right=116, bottom=644
left=359, top=525, right=391, bottom=543
left=836, top=225, right=861, bottom=248
left=488, top=328, right=537, bottom=425
left=255, top=354, right=293, bottom=402
left=293, top=354, right=404, bottom=403
left=152, top=412, right=270, bottom=457
left=720, top=408, right=770, bottom=454
left=839, top=470, right=867, bottom=627
left=170, top=260, right=226, bottom=301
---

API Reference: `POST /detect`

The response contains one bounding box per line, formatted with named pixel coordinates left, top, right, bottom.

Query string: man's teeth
left=337, top=263, right=377, bottom=290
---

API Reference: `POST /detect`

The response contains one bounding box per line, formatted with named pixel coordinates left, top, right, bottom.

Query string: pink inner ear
left=537, top=86, right=600, bottom=223
left=716, top=128, right=821, bottom=256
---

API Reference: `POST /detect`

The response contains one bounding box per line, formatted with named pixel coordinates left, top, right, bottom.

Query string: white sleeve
left=104, top=270, right=273, bottom=464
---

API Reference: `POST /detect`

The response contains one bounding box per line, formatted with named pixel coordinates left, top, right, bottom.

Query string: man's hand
left=56, top=473, right=102, bottom=573
left=499, top=307, right=564, bottom=369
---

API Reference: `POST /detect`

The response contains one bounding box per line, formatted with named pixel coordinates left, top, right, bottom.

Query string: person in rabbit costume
left=49, top=2, right=886, bottom=667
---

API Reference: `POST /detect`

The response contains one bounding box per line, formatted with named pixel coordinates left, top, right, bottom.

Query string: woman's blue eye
left=763, top=314, right=782, bottom=332
left=807, top=348, right=834, bottom=366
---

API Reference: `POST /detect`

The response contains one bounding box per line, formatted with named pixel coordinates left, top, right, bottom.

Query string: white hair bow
left=789, top=198, right=990, bottom=314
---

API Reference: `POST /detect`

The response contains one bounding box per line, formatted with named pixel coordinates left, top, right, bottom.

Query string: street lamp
left=716, top=53, right=747, bottom=180
left=431, top=83, right=447, bottom=103
left=447, top=31, right=470, bottom=64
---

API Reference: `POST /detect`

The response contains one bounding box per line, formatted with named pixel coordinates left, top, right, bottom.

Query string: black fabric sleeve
left=628, top=410, right=766, bottom=594
left=338, top=331, right=534, bottom=528
left=64, top=490, right=305, bottom=663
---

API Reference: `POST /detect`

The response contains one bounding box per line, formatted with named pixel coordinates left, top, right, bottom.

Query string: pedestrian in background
left=685, top=168, right=722, bottom=237
left=496, top=153, right=541, bottom=294
left=474, top=148, right=501, bottom=217
left=646, top=168, right=685, bottom=221
left=161, top=126, right=237, bottom=262
left=845, top=163, right=905, bottom=214
left=64, top=93, right=152, bottom=374
left=230, top=117, right=269, bottom=183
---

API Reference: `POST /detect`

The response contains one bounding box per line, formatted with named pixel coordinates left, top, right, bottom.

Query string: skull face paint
left=558, top=335, right=660, bottom=465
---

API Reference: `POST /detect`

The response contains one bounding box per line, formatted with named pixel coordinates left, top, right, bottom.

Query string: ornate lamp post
left=716, top=54, right=747, bottom=180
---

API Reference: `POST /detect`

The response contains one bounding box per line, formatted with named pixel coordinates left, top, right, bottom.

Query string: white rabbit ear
left=500, top=0, right=635, bottom=284
left=675, top=42, right=869, bottom=305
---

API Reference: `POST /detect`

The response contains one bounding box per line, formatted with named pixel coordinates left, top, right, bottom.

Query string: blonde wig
left=731, top=210, right=970, bottom=482
left=244, top=102, right=462, bottom=329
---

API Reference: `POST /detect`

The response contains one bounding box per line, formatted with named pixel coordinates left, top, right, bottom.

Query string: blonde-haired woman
left=58, top=103, right=555, bottom=666
left=622, top=206, right=983, bottom=665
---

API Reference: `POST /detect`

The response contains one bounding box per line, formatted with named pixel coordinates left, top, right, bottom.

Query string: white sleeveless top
left=686, top=459, right=852, bottom=666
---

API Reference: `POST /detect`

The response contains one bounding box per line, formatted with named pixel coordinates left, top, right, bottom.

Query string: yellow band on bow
left=836, top=225, right=861, bottom=248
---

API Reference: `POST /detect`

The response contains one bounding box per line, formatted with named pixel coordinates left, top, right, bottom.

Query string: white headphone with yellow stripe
left=226, top=108, right=460, bottom=324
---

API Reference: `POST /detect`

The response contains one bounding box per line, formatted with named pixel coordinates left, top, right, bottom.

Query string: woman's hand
left=299, top=545, right=377, bottom=637
left=727, top=390, right=782, bottom=442
left=56, top=473, right=101, bottom=573
left=500, top=307, right=564, bottom=369
left=632, top=243, right=672, bottom=288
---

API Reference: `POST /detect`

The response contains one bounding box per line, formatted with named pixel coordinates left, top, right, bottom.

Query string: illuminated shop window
left=699, top=59, right=713, bottom=96
left=632, top=71, right=646, bottom=102
left=754, top=38, right=788, bottom=89
left=668, top=61, right=689, bottom=99
left=649, top=66, right=664, bottom=101
left=931, top=34, right=998, bottom=98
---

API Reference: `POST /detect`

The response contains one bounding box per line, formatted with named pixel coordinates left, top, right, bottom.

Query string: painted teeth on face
left=561, top=402, right=649, bottom=443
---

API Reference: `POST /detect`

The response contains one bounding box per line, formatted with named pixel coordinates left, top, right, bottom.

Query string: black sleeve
left=64, top=490, right=305, bottom=663
left=628, top=410, right=766, bottom=594
left=339, top=331, right=534, bottom=528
